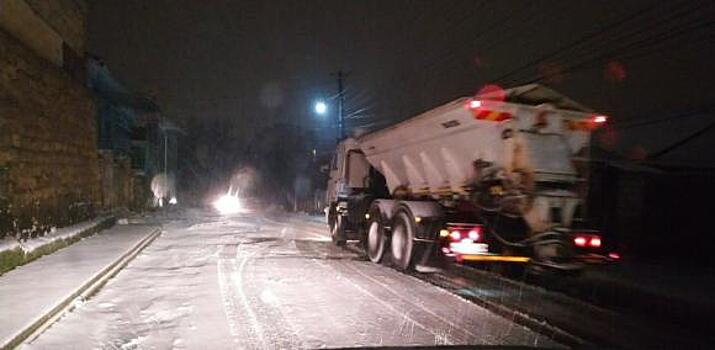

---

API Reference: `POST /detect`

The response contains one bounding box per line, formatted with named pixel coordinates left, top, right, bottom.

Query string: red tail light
left=574, top=234, right=602, bottom=249
left=593, top=115, right=608, bottom=124
left=449, top=231, right=461, bottom=241
left=468, top=229, right=480, bottom=241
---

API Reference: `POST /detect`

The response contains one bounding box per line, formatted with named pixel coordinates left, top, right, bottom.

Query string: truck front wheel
left=390, top=209, right=416, bottom=270
left=331, top=214, right=347, bottom=247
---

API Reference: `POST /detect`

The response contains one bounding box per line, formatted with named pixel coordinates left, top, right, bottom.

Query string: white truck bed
left=356, top=96, right=599, bottom=196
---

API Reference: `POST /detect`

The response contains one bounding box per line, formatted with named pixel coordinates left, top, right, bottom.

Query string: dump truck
left=326, top=84, right=615, bottom=273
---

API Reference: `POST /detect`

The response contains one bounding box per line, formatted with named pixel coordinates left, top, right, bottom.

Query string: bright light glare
left=469, top=100, right=482, bottom=109
left=314, top=101, right=327, bottom=114
left=169, top=197, right=178, bottom=205
left=214, top=193, right=241, bottom=214
left=593, top=115, right=608, bottom=123
left=468, top=230, right=480, bottom=240
left=450, top=231, right=461, bottom=241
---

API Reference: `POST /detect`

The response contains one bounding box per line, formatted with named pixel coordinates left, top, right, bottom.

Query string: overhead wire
left=492, top=0, right=688, bottom=85
left=508, top=1, right=713, bottom=85
left=519, top=8, right=715, bottom=86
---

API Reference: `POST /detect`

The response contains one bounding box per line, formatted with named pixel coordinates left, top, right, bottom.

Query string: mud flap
left=530, top=239, right=584, bottom=275
left=413, top=240, right=447, bottom=273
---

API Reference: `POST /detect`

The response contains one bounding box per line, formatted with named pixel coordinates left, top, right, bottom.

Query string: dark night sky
left=88, top=0, right=715, bottom=161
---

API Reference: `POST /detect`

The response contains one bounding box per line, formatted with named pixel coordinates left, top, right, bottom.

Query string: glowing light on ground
left=214, top=188, right=242, bottom=214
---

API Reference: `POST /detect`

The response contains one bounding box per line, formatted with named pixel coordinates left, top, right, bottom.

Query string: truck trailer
left=326, top=84, right=614, bottom=273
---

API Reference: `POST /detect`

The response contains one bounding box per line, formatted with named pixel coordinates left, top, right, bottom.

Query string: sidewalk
left=0, top=223, right=160, bottom=349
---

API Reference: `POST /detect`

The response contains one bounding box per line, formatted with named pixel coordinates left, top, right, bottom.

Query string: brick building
left=0, top=0, right=99, bottom=238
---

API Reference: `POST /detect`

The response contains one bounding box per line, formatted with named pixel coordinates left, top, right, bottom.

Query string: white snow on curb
left=0, top=216, right=113, bottom=255
left=0, top=238, right=20, bottom=253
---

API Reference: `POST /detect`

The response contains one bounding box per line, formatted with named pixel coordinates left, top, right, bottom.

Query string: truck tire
left=331, top=214, right=347, bottom=247
left=390, top=208, right=417, bottom=270
left=365, top=209, right=387, bottom=263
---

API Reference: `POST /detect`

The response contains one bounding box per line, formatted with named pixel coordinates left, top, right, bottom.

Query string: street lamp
left=314, top=100, right=327, bottom=115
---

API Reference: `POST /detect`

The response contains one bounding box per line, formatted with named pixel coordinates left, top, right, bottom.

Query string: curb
left=1, top=226, right=162, bottom=350
left=0, top=216, right=116, bottom=276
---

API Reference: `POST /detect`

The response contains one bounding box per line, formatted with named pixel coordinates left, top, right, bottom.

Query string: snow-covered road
left=25, top=208, right=560, bottom=349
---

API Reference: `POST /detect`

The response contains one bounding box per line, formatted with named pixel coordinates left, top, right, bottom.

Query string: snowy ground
left=24, top=207, right=560, bottom=349
left=0, top=224, right=158, bottom=348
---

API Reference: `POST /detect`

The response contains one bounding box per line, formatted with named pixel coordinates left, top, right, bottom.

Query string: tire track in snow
left=309, top=257, right=451, bottom=345
left=217, top=244, right=266, bottom=349
left=217, top=222, right=304, bottom=349
left=336, top=260, right=492, bottom=345
left=240, top=238, right=305, bottom=349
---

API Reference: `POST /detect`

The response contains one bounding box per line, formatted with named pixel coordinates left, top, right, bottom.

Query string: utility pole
left=332, top=70, right=349, bottom=141
left=337, top=70, right=344, bottom=140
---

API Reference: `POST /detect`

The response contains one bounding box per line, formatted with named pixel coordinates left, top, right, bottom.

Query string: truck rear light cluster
left=592, top=115, right=608, bottom=124
left=443, top=225, right=482, bottom=242
left=574, top=234, right=601, bottom=248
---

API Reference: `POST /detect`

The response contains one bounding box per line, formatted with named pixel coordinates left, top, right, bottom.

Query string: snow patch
left=98, top=302, right=115, bottom=309
left=0, top=237, right=20, bottom=252
left=120, top=336, right=145, bottom=349
left=11, top=216, right=112, bottom=255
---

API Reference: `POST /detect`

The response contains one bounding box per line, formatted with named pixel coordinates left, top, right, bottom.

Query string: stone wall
left=97, top=151, right=134, bottom=211
left=0, top=28, right=100, bottom=239
left=23, top=0, right=88, bottom=55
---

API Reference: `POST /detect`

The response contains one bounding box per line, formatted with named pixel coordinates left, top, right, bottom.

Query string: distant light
left=608, top=252, right=621, bottom=260
left=469, top=100, right=482, bottom=109
left=214, top=192, right=241, bottom=215
left=439, top=229, right=450, bottom=238
left=593, top=115, right=608, bottom=124
left=365, top=213, right=370, bottom=220
left=314, top=101, right=327, bottom=114
left=589, top=237, right=602, bottom=248
left=414, top=216, right=422, bottom=223
left=169, top=197, right=178, bottom=205
left=441, top=247, right=451, bottom=254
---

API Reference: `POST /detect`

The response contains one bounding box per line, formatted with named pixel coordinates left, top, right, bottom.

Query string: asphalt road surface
left=24, top=207, right=561, bottom=349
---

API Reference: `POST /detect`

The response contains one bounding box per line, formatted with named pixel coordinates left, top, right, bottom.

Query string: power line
left=513, top=2, right=715, bottom=85
left=492, top=0, right=678, bottom=84
left=649, top=119, right=715, bottom=159
left=530, top=23, right=714, bottom=85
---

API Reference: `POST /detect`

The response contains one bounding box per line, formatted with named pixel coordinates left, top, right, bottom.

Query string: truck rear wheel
left=365, top=211, right=387, bottom=263
left=390, top=209, right=416, bottom=270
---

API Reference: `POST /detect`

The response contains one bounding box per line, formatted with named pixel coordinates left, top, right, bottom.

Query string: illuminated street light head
left=314, top=101, right=327, bottom=115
